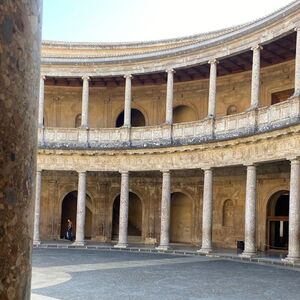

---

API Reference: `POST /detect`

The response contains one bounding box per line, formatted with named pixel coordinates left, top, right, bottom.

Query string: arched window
left=226, top=105, right=237, bottom=116
left=75, top=114, right=81, bottom=128
left=222, top=199, right=233, bottom=227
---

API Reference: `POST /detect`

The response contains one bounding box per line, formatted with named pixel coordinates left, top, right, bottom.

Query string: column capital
left=208, top=59, right=219, bottom=65
left=82, top=75, right=90, bottom=81
left=119, top=170, right=129, bottom=175
left=166, top=68, right=175, bottom=74
left=36, top=168, right=42, bottom=173
left=124, top=74, right=133, bottom=79
left=160, top=169, right=170, bottom=174
left=77, top=170, right=87, bottom=174
left=251, top=44, right=263, bottom=51
left=202, top=166, right=212, bottom=171
left=244, top=162, right=257, bottom=167
left=289, top=157, right=300, bottom=164
left=40, top=75, right=46, bottom=80
left=295, top=26, right=300, bottom=32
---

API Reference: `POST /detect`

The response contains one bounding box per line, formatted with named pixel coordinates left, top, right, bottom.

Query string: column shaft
left=294, top=28, right=300, bottom=96
left=242, top=165, right=257, bottom=256
left=38, top=76, right=45, bottom=127
left=74, top=172, right=87, bottom=245
left=208, top=60, right=218, bottom=118
left=250, top=45, right=262, bottom=109
left=199, top=168, right=213, bottom=253
left=0, top=2, right=41, bottom=299
left=81, top=76, right=90, bottom=128
left=33, top=170, right=42, bottom=244
left=157, top=171, right=171, bottom=249
left=287, top=159, right=300, bottom=260
left=123, top=75, right=132, bottom=127
left=116, top=171, right=129, bottom=247
left=165, top=69, right=174, bottom=124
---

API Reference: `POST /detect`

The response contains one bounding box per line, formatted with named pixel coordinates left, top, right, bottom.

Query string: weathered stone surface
left=0, top=1, right=41, bottom=299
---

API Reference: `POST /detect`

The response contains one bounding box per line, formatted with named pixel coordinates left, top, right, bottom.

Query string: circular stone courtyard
left=31, top=248, right=300, bottom=300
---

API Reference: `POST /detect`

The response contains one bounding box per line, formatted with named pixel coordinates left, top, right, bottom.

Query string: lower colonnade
left=33, top=157, right=300, bottom=263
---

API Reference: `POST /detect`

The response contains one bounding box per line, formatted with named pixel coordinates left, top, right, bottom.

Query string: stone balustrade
left=39, top=97, right=300, bottom=150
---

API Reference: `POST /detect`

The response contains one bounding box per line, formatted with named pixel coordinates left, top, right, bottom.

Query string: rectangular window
left=271, top=88, right=294, bottom=105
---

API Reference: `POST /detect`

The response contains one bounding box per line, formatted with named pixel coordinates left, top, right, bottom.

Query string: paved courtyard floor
left=31, top=248, right=300, bottom=300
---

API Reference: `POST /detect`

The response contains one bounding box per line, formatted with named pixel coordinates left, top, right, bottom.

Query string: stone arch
left=111, top=192, right=143, bottom=240
left=266, top=190, right=289, bottom=250
left=222, top=199, right=234, bottom=227
left=115, top=107, right=147, bottom=127
left=173, top=105, right=198, bottom=123
left=60, top=190, right=93, bottom=240
left=170, top=192, right=193, bottom=243
left=226, top=104, right=238, bottom=115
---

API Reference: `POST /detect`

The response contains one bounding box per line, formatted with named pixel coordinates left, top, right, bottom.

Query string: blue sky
left=42, top=0, right=293, bottom=42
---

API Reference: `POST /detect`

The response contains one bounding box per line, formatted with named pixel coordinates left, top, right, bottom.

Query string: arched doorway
left=115, top=109, right=146, bottom=127
left=112, top=192, right=143, bottom=240
left=170, top=192, right=193, bottom=243
left=173, top=105, right=197, bottom=123
left=60, top=191, right=93, bottom=240
left=267, top=191, right=289, bottom=250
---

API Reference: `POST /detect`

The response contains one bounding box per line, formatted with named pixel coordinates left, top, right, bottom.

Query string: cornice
left=41, top=1, right=300, bottom=66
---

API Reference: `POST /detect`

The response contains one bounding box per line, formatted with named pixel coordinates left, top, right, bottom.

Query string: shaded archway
left=112, top=192, right=143, bottom=240
left=267, top=190, right=289, bottom=250
left=173, top=105, right=197, bottom=123
left=60, top=191, right=93, bottom=239
left=75, top=113, right=81, bottom=128
left=115, top=109, right=146, bottom=127
left=170, top=192, right=193, bottom=243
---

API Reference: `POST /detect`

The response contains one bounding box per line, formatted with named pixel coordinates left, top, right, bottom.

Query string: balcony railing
left=39, top=96, right=300, bottom=150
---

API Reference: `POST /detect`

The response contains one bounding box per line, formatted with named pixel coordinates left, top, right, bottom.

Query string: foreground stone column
left=294, top=27, right=300, bottom=96
left=81, top=76, right=90, bottom=128
left=165, top=69, right=174, bottom=124
left=115, top=171, right=129, bottom=248
left=285, top=159, right=300, bottom=262
left=38, top=75, right=45, bottom=127
left=33, top=170, right=42, bottom=245
left=241, top=164, right=257, bottom=257
left=74, top=171, right=87, bottom=245
left=250, top=45, right=262, bottom=109
left=123, top=75, right=132, bottom=127
left=157, top=170, right=171, bottom=250
left=208, top=60, right=218, bottom=118
left=0, top=1, right=42, bottom=299
left=199, top=168, right=213, bottom=253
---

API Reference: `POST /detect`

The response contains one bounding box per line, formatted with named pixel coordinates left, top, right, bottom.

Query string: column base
left=33, top=240, right=41, bottom=245
left=114, top=243, right=128, bottom=249
left=155, top=245, right=170, bottom=251
left=197, top=247, right=212, bottom=254
left=72, top=241, right=85, bottom=246
left=239, top=251, right=256, bottom=258
left=282, top=256, right=300, bottom=264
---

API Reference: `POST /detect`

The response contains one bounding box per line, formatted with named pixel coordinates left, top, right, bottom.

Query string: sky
left=42, top=0, right=293, bottom=43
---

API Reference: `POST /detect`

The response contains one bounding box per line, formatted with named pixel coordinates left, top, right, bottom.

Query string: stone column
left=33, top=170, right=42, bottom=245
left=250, top=45, right=262, bottom=109
left=81, top=76, right=90, bottom=128
left=0, top=1, right=42, bottom=299
left=199, top=168, right=213, bottom=254
left=38, top=75, right=46, bottom=127
left=123, top=74, right=132, bottom=127
left=285, top=158, right=300, bottom=262
left=115, top=171, right=129, bottom=248
left=294, top=27, right=300, bottom=96
left=74, top=171, right=87, bottom=246
left=156, top=170, right=171, bottom=250
left=208, top=60, right=218, bottom=118
left=165, top=69, right=175, bottom=124
left=241, top=164, right=257, bottom=257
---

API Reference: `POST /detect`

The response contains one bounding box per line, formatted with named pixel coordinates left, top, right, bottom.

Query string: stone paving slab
left=31, top=248, right=300, bottom=300
left=33, top=241, right=300, bottom=269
